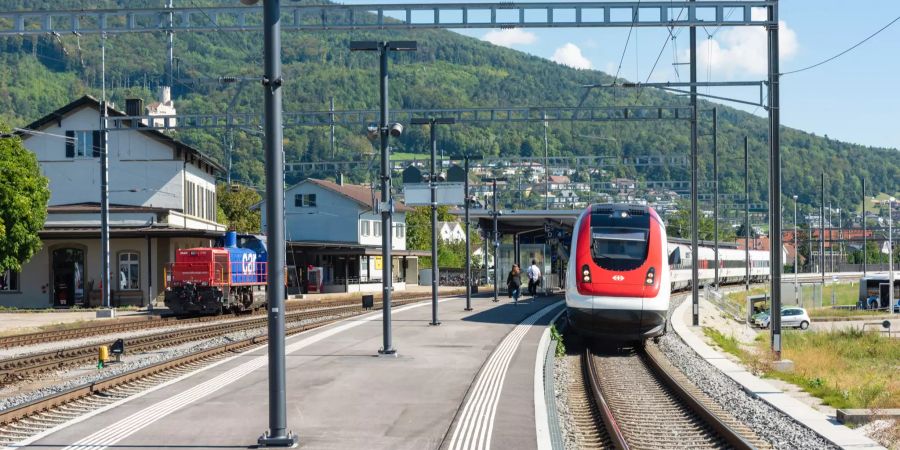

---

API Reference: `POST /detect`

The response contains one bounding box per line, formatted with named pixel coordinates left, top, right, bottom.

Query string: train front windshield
left=590, top=228, right=649, bottom=271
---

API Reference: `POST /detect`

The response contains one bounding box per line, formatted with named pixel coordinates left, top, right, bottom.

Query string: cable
left=612, top=0, right=640, bottom=85
left=781, top=13, right=900, bottom=76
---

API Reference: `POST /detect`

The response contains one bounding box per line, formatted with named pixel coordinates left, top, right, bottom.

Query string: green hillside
left=2, top=0, right=898, bottom=221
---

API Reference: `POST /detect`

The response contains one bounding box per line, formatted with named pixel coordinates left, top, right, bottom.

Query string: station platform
left=10, top=294, right=564, bottom=450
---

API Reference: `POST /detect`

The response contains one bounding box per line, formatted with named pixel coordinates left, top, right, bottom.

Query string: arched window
left=118, top=252, right=140, bottom=291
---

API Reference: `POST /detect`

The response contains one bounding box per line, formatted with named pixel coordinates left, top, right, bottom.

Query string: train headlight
left=581, top=264, right=591, bottom=283
left=645, top=267, right=655, bottom=285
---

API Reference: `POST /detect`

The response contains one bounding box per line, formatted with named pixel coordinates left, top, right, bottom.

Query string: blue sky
left=341, top=1, right=900, bottom=150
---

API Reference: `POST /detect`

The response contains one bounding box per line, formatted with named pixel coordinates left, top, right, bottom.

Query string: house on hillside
left=3, top=96, right=225, bottom=309
left=438, top=221, right=466, bottom=243
left=257, top=178, right=426, bottom=293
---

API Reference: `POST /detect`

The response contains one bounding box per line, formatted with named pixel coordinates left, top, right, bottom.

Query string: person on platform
left=506, top=264, right=521, bottom=303
left=526, top=259, right=542, bottom=297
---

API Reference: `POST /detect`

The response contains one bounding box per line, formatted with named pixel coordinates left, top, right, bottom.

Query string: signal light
left=645, top=267, right=655, bottom=285
left=581, top=264, right=591, bottom=283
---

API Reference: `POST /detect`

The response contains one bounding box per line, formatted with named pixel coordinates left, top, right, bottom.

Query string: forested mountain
left=1, top=0, right=897, bottom=221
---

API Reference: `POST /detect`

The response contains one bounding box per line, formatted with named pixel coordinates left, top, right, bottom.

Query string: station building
left=0, top=96, right=225, bottom=308
left=257, top=177, right=427, bottom=293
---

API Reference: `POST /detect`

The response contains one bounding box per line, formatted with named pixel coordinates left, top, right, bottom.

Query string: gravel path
left=553, top=352, right=579, bottom=450
left=0, top=311, right=351, bottom=412
left=660, top=296, right=838, bottom=450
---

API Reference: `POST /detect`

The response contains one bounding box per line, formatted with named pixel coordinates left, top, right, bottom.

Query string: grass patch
left=703, top=327, right=744, bottom=358
left=706, top=326, right=899, bottom=409
left=758, top=328, right=900, bottom=409
left=807, top=308, right=890, bottom=319
left=550, top=324, right=566, bottom=357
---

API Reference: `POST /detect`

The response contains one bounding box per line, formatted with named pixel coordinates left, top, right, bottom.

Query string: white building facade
left=0, top=96, right=225, bottom=308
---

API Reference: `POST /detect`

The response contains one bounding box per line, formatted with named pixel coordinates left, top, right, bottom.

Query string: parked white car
left=757, top=307, right=811, bottom=330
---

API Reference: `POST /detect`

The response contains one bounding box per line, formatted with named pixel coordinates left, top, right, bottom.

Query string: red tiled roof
left=306, top=178, right=412, bottom=212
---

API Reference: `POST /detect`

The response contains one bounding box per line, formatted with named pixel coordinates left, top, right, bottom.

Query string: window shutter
left=65, top=131, right=75, bottom=157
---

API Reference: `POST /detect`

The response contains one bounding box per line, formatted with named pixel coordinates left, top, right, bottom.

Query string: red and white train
left=566, top=204, right=770, bottom=341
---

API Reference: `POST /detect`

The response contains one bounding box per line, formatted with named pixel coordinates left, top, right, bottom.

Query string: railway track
left=0, top=294, right=451, bottom=382
left=0, top=292, right=455, bottom=446
left=0, top=289, right=464, bottom=350
left=581, top=342, right=770, bottom=450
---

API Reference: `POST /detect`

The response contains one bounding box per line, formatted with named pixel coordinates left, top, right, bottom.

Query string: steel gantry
left=0, top=2, right=774, bottom=35
left=3, top=1, right=785, bottom=445
left=101, top=105, right=695, bottom=131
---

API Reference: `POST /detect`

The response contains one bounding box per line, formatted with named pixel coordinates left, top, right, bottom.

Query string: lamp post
left=411, top=117, right=455, bottom=326
left=350, top=40, right=416, bottom=356
left=464, top=155, right=473, bottom=311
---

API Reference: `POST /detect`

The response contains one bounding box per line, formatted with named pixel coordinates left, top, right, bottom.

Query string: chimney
left=160, top=86, right=172, bottom=105
left=337, top=173, right=344, bottom=186
left=125, top=98, right=143, bottom=117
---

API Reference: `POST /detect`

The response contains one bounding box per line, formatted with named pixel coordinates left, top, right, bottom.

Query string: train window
left=590, top=227, right=649, bottom=271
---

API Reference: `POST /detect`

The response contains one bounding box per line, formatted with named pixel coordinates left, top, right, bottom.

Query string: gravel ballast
left=660, top=296, right=838, bottom=450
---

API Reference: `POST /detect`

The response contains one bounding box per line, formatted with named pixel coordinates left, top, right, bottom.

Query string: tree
left=406, top=205, right=482, bottom=268
left=665, top=209, right=736, bottom=242
left=0, top=128, right=50, bottom=272
left=216, top=183, right=261, bottom=233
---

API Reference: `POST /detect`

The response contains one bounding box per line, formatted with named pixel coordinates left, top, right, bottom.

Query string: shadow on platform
left=461, top=296, right=561, bottom=325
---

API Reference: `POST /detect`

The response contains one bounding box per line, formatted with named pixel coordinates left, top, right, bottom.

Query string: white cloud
left=551, top=43, right=593, bottom=70
left=482, top=29, right=538, bottom=47
left=681, top=19, right=798, bottom=79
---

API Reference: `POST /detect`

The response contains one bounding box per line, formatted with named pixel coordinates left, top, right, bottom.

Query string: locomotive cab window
left=590, top=228, right=649, bottom=271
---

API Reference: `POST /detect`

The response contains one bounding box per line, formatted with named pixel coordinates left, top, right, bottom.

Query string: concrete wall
left=0, top=236, right=211, bottom=309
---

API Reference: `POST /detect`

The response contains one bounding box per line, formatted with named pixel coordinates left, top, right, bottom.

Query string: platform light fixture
left=349, top=40, right=417, bottom=356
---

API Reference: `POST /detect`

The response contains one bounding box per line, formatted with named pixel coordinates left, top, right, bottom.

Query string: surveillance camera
left=389, top=123, right=403, bottom=137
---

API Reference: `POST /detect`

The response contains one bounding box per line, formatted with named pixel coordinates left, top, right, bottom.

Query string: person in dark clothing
left=506, top=264, right=522, bottom=302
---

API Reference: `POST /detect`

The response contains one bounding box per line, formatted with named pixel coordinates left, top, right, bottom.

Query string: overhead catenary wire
left=781, top=13, right=900, bottom=76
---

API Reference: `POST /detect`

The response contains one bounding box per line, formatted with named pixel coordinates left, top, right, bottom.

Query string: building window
left=0, top=269, right=19, bottom=292
left=361, top=220, right=370, bottom=237
left=64, top=130, right=102, bottom=158
left=374, top=221, right=382, bottom=237
left=395, top=224, right=405, bottom=238
left=294, top=194, right=317, bottom=208
left=118, top=252, right=140, bottom=291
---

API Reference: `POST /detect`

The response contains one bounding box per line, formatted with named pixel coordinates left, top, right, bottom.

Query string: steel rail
left=584, top=347, right=629, bottom=450
left=642, top=344, right=757, bottom=450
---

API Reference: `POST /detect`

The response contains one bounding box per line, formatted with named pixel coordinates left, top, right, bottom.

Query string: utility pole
left=829, top=203, right=834, bottom=273
left=793, top=195, right=798, bottom=299
left=862, top=177, right=867, bottom=275
left=713, top=107, right=719, bottom=288
left=821, top=172, right=825, bottom=284
left=489, top=178, right=501, bottom=302
left=544, top=115, right=550, bottom=210
left=464, top=155, right=473, bottom=311
left=767, top=0, right=783, bottom=359
left=890, top=196, right=895, bottom=314
left=166, top=0, right=174, bottom=89
left=257, top=0, right=295, bottom=447
left=100, top=33, right=110, bottom=311
left=330, top=96, right=336, bottom=159
left=744, top=136, right=750, bottom=292
left=690, top=0, right=700, bottom=326
left=411, top=117, right=455, bottom=326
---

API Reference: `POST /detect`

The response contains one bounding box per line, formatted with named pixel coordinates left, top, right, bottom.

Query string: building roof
left=47, top=202, right=170, bottom=214
left=302, top=178, right=412, bottom=212
left=39, top=226, right=221, bottom=239
left=548, top=175, right=570, bottom=184
left=20, top=95, right=224, bottom=174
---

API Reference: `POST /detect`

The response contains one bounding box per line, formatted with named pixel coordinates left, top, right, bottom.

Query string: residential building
left=2, top=96, right=225, bottom=309
left=438, top=221, right=466, bottom=243
left=258, top=178, right=426, bottom=293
